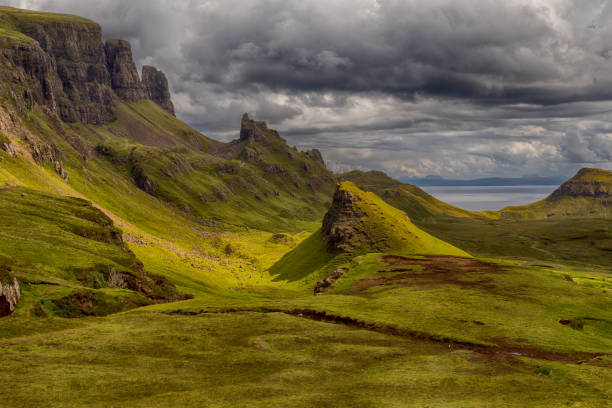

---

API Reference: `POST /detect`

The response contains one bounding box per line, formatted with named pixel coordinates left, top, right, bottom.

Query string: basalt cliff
left=0, top=6, right=174, bottom=124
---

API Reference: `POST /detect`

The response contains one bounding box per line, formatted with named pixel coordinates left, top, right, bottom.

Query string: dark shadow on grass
left=270, top=229, right=333, bottom=282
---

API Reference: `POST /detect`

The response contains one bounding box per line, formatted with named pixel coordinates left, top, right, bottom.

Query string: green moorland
left=342, top=169, right=612, bottom=270
left=0, top=7, right=610, bottom=407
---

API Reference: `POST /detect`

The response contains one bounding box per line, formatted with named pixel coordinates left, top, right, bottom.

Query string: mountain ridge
left=0, top=6, right=174, bottom=124
left=401, top=174, right=566, bottom=187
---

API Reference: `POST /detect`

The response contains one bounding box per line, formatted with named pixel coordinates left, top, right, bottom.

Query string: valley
left=0, top=6, right=610, bottom=407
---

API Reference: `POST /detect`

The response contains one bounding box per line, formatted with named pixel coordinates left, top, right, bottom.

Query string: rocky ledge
left=142, top=65, right=175, bottom=115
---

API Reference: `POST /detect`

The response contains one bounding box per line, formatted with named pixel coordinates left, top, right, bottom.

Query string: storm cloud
left=5, top=0, right=612, bottom=178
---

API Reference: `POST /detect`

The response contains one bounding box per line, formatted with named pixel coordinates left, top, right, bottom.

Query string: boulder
left=0, top=277, right=20, bottom=317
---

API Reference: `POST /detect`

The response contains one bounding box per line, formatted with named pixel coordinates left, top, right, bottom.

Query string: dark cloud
left=6, top=0, right=612, bottom=178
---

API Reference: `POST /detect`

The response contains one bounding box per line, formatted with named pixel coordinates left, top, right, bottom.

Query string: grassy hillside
left=340, top=170, right=478, bottom=222
left=325, top=181, right=468, bottom=256
left=490, top=168, right=612, bottom=219
left=0, top=6, right=610, bottom=408
left=0, top=186, right=183, bottom=317
left=271, top=182, right=468, bottom=285
left=87, top=104, right=331, bottom=232
left=342, top=168, right=612, bottom=222
left=343, top=170, right=612, bottom=268
left=0, top=307, right=610, bottom=408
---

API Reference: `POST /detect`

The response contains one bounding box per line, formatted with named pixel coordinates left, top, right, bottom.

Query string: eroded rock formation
left=314, top=268, right=347, bottom=295
left=240, top=113, right=284, bottom=144
left=322, top=185, right=365, bottom=254
left=105, top=39, right=146, bottom=102
left=0, top=12, right=174, bottom=124
left=142, top=65, right=175, bottom=115
left=0, top=277, right=20, bottom=317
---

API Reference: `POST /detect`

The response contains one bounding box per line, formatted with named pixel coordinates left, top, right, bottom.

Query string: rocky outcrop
left=264, top=164, right=288, bottom=174
left=550, top=168, right=611, bottom=199
left=322, top=185, right=366, bottom=254
left=0, top=276, right=20, bottom=317
left=28, top=140, right=68, bottom=180
left=239, top=113, right=284, bottom=144
left=132, top=164, right=157, bottom=195
left=305, top=149, right=325, bottom=166
left=142, top=65, right=175, bottom=115
left=105, top=39, right=146, bottom=102
left=0, top=8, right=175, bottom=124
left=314, top=268, right=347, bottom=295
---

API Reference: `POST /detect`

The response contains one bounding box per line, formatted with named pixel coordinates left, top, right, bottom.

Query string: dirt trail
left=167, top=307, right=607, bottom=365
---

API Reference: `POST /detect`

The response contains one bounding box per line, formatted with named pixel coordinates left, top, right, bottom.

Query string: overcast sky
left=6, top=0, right=612, bottom=179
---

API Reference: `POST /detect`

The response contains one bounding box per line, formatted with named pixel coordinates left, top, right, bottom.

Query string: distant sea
left=419, top=185, right=558, bottom=211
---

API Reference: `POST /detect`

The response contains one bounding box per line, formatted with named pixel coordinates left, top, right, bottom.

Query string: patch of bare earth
left=346, top=255, right=507, bottom=295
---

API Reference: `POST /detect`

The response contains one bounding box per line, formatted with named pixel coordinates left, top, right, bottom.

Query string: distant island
left=401, top=174, right=567, bottom=187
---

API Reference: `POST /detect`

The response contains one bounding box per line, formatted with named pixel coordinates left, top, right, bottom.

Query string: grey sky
left=6, top=0, right=612, bottom=178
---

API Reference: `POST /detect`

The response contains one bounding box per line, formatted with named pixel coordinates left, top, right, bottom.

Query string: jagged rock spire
left=105, top=39, right=146, bottom=102
left=142, top=66, right=175, bottom=115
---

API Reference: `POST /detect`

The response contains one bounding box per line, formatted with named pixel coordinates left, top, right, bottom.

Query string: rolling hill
left=0, top=5, right=336, bottom=315
left=0, top=6, right=610, bottom=408
left=494, top=167, right=612, bottom=219
left=342, top=169, right=612, bottom=268
left=271, top=181, right=468, bottom=285
left=340, top=170, right=478, bottom=222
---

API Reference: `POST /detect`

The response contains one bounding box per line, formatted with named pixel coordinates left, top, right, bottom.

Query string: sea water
left=420, top=185, right=558, bottom=211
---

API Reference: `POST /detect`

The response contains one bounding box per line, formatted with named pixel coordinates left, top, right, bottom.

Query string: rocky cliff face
left=142, top=65, right=175, bottom=115
left=105, top=39, right=146, bottom=103
left=550, top=168, right=612, bottom=199
left=14, top=19, right=114, bottom=123
left=0, top=8, right=174, bottom=124
left=322, top=185, right=365, bottom=254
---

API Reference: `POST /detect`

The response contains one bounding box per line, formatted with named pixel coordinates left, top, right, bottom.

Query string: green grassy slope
left=72, top=102, right=334, bottom=232
left=329, top=181, right=469, bottom=256
left=489, top=168, right=612, bottom=219
left=0, top=186, right=183, bottom=317
left=0, top=103, right=322, bottom=295
left=343, top=169, right=612, bottom=267
left=271, top=182, right=468, bottom=284
left=342, top=168, right=612, bottom=222
left=0, top=309, right=610, bottom=408
left=340, top=170, right=478, bottom=222
left=0, top=7, right=610, bottom=408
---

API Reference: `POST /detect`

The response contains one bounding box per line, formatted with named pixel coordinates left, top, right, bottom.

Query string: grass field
left=0, top=10, right=610, bottom=404
left=0, top=310, right=610, bottom=408
left=1, top=118, right=610, bottom=406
